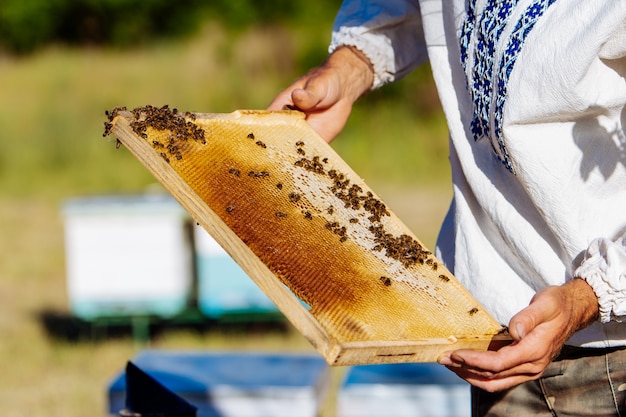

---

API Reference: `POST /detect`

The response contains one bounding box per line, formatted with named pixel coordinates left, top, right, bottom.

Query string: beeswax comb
left=105, top=106, right=510, bottom=365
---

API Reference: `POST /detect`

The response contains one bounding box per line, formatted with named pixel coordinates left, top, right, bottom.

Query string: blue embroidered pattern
left=459, top=0, right=558, bottom=173
left=469, top=0, right=518, bottom=143
left=459, top=0, right=477, bottom=71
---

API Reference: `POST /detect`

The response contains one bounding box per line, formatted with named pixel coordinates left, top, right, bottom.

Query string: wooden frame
left=108, top=108, right=510, bottom=365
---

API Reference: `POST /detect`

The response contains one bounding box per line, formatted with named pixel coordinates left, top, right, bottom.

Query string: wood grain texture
left=108, top=107, right=510, bottom=365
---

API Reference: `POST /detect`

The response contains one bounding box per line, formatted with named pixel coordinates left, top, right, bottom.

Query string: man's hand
left=438, top=278, right=599, bottom=392
left=267, top=46, right=374, bottom=143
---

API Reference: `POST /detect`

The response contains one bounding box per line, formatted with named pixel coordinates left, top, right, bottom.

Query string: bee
left=103, top=122, right=113, bottom=137
left=228, top=168, right=241, bottom=176
left=349, top=218, right=359, bottom=224
left=379, top=276, right=392, bottom=286
left=304, top=211, right=313, bottom=220
left=425, top=258, right=438, bottom=270
left=247, top=133, right=255, bottom=139
left=226, top=205, right=236, bottom=213
left=468, top=307, right=479, bottom=316
left=438, top=274, right=450, bottom=282
left=275, top=212, right=288, bottom=218
left=256, top=140, right=267, bottom=148
left=249, top=171, right=270, bottom=178
left=276, top=183, right=283, bottom=190
left=115, top=138, right=122, bottom=149
left=295, top=141, right=304, bottom=147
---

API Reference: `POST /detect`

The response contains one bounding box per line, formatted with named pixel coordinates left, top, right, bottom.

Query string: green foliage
left=0, top=0, right=62, bottom=53
left=0, top=0, right=211, bottom=53
left=0, top=9, right=448, bottom=199
left=0, top=0, right=341, bottom=54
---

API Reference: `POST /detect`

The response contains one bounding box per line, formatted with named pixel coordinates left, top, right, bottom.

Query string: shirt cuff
left=329, top=26, right=395, bottom=90
left=574, top=232, right=626, bottom=323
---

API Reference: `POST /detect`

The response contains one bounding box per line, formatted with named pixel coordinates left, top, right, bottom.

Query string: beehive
left=105, top=106, right=509, bottom=365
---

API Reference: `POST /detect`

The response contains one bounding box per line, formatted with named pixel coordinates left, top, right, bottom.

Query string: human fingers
left=439, top=280, right=599, bottom=392
left=440, top=294, right=562, bottom=377
left=267, top=71, right=352, bottom=142
left=441, top=336, right=550, bottom=376
left=439, top=340, right=550, bottom=392
left=443, top=284, right=572, bottom=372
left=300, top=98, right=353, bottom=143
left=266, top=78, right=308, bottom=111
left=507, top=288, right=561, bottom=342
left=438, top=291, right=572, bottom=390
left=268, top=67, right=342, bottom=113
left=268, top=46, right=372, bottom=142
left=444, top=363, right=538, bottom=393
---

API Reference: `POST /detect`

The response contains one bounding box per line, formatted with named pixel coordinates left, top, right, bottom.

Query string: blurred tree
left=0, top=0, right=341, bottom=54
left=0, top=0, right=66, bottom=53
left=0, top=0, right=210, bottom=53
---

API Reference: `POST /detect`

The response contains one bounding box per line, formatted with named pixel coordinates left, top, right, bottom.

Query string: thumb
left=291, top=87, right=322, bottom=111
left=509, top=317, right=529, bottom=341
left=508, top=288, right=562, bottom=341
left=508, top=296, right=543, bottom=341
left=291, top=68, right=343, bottom=112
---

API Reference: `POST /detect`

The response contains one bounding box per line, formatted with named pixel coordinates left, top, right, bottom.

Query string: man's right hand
left=267, top=46, right=374, bottom=143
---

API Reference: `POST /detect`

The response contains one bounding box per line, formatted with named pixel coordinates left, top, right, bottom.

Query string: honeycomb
left=105, top=106, right=507, bottom=363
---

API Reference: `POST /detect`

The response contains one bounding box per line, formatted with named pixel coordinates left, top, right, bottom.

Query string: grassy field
left=0, top=19, right=452, bottom=417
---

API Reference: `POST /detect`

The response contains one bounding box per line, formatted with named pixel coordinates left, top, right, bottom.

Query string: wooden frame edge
left=111, top=116, right=335, bottom=355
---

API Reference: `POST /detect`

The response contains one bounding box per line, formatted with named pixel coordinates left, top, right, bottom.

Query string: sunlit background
left=0, top=1, right=453, bottom=416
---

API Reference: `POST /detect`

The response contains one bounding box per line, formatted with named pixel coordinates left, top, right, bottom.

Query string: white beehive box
left=337, top=363, right=470, bottom=417
left=62, top=194, right=193, bottom=320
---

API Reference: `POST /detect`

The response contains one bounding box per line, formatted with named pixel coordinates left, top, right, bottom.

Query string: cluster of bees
left=103, top=106, right=127, bottom=137
left=325, top=221, right=348, bottom=243
left=105, top=110, right=475, bottom=316
left=103, top=105, right=207, bottom=164
left=287, top=138, right=441, bottom=275
left=294, top=155, right=327, bottom=174
left=368, top=224, right=434, bottom=270
left=328, top=170, right=390, bottom=223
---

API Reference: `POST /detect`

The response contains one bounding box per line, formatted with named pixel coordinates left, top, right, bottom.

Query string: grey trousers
left=472, top=346, right=626, bottom=417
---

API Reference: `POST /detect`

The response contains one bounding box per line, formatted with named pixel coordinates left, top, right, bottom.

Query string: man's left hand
left=438, top=278, right=599, bottom=392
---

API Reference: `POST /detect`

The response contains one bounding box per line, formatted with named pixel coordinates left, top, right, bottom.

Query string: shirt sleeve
left=571, top=16, right=626, bottom=324
left=329, top=0, right=427, bottom=90
left=575, top=231, right=626, bottom=323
